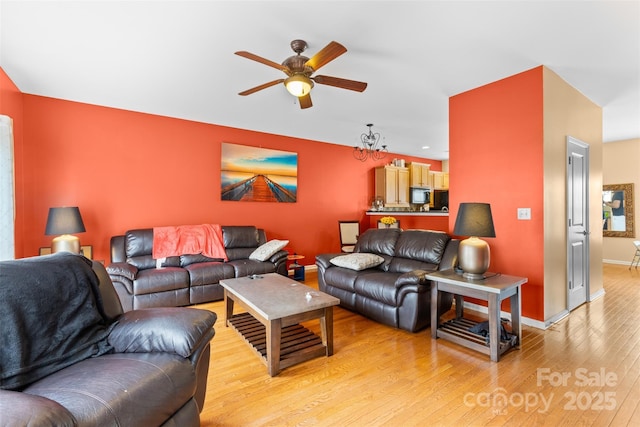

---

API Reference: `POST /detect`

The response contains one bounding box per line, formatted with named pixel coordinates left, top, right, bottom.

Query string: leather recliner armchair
left=0, top=253, right=217, bottom=426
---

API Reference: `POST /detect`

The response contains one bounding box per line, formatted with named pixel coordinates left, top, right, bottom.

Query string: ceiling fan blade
left=305, top=41, right=347, bottom=72
left=238, top=79, right=284, bottom=96
left=299, top=93, right=313, bottom=109
left=235, top=51, right=290, bottom=73
left=313, top=75, right=368, bottom=92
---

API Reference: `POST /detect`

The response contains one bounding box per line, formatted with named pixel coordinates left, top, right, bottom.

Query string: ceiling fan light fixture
left=284, top=74, right=313, bottom=97
left=236, top=40, right=366, bottom=109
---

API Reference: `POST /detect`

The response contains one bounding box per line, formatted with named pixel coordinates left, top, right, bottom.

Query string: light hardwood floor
left=196, top=264, right=639, bottom=426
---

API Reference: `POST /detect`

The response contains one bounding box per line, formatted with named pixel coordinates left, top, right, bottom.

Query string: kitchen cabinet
left=409, top=162, right=431, bottom=188
left=429, top=171, right=449, bottom=190
left=375, top=166, right=410, bottom=207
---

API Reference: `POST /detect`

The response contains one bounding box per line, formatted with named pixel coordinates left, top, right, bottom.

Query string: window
left=0, top=115, right=15, bottom=260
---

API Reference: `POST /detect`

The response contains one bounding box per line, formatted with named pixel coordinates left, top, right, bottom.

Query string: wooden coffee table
left=220, top=273, right=340, bottom=376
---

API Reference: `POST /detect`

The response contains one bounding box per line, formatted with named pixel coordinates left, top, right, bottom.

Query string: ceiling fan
left=235, top=39, right=368, bottom=109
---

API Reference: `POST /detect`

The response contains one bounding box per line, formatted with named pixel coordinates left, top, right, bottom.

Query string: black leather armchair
left=0, top=253, right=216, bottom=426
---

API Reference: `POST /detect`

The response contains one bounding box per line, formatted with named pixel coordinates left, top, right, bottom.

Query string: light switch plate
left=517, top=208, right=531, bottom=220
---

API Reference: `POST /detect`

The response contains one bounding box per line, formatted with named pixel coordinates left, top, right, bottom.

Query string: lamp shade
left=453, top=203, right=496, bottom=238
left=45, top=207, right=86, bottom=236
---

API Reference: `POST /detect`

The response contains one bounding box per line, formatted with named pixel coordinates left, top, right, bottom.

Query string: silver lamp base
left=458, top=236, right=490, bottom=280
left=51, top=234, right=81, bottom=254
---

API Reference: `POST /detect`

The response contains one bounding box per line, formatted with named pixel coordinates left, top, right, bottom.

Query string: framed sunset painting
left=221, top=143, right=298, bottom=202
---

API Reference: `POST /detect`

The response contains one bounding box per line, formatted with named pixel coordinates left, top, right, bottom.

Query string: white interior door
left=566, top=136, right=589, bottom=310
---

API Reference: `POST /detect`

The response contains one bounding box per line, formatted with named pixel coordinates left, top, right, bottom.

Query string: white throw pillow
left=249, top=239, right=289, bottom=261
left=330, top=253, right=384, bottom=271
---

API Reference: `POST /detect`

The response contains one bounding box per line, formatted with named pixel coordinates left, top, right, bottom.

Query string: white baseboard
left=543, top=309, right=570, bottom=329
left=603, top=259, right=633, bottom=266
left=589, top=288, right=606, bottom=301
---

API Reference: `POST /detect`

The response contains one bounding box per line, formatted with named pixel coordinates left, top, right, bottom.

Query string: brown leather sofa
left=107, top=225, right=288, bottom=311
left=315, top=228, right=459, bottom=332
left=0, top=253, right=216, bottom=426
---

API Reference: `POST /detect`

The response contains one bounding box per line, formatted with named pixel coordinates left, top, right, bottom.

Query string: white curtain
left=0, top=115, right=15, bottom=260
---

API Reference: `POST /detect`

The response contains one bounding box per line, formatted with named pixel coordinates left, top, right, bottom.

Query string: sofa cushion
left=222, top=226, right=259, bottom=248
left=388, top=257, right=439, bottom=274
left=0, top=391, right=76, bottom=426
left=185, top=262, right=235, bottom=286
left=323, top=266, right=360, bottom=292
left=128, top=254, right=181, bottom=270
left=354, top=272, right=403, bottom=306
left=394, top=230, right=451, bottom=265
left=180, top=253, right=225, bottom=267
left=249, top=239, right=289, bottom=261
left=125, top=229, right=180, bottom=269
left=134, top=268, right=190, bottom=295
left=354, top=228, right=401, bottom=257
left=24, top=353, right=195, bottom=427
left=227, top=259, right=277, bottom=277
left=330, top=253, right=385, bottom=271
left=125, top=228, right=154, bottom=257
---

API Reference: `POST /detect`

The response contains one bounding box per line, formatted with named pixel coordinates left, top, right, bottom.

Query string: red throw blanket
left=152, top=224, right=228, bottom=261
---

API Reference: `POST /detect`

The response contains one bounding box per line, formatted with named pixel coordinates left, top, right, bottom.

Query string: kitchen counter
left=366, top=210, right=450, bottom=233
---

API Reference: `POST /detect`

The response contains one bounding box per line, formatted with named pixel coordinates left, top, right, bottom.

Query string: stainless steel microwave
left=410, top=187, right=429, bottom=204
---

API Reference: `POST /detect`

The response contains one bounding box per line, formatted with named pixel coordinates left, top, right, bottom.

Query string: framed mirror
left=603, top=183, right=635, bottom=237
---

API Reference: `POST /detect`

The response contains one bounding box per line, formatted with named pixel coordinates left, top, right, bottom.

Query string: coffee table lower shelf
left=228, top=312, right=327, bottom=370
left=437, top=318, right=518, bottom=358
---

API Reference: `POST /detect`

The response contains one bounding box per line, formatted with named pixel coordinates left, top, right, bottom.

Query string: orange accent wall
left=1, top=75, right=442, bottom=264
left=449, top=66, right=545, bottom=321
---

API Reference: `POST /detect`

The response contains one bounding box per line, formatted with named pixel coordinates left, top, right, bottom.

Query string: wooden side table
left=425, top=269, right=527, bottom=362
left=287, top=254, right=305, bottom=281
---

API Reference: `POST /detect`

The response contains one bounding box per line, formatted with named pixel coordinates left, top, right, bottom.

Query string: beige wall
left=543, top=67, right=603, bottom=323
left=603, top=138, right=640, bottom=263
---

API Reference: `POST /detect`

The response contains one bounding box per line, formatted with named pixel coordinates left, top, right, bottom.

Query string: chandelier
left=353, top=123, right=388, bottom=161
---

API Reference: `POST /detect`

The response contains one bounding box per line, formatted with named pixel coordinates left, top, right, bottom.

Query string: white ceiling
left=1, top=0, right=639, bottom=160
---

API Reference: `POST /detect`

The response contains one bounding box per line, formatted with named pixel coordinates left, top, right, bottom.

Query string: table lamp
left=453, top=202, right=496, bottom=279
left=45, top=206, right=86, bottom=254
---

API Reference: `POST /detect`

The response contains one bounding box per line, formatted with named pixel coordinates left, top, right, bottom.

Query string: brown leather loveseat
left=107, top=225, right=288, bottom=311
left=0, top=252, right=217, bottom=426
left=315, top=228, right=459, bottom=332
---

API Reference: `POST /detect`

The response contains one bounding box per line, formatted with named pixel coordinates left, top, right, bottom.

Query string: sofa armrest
left=106, top=262, right=138, bottom=281
left=269, top=249, right=289, bottom=264
left=395, top=269, right=428, bottom=288
left=0, top=390, right=76, bottom=426
left=438, top=239, right=460, bottom=271
left=395, top=269, right=453, bottom=315
left=315, top=253, right=343, bottom=269
left=108, top=307, right=217, bottom=358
